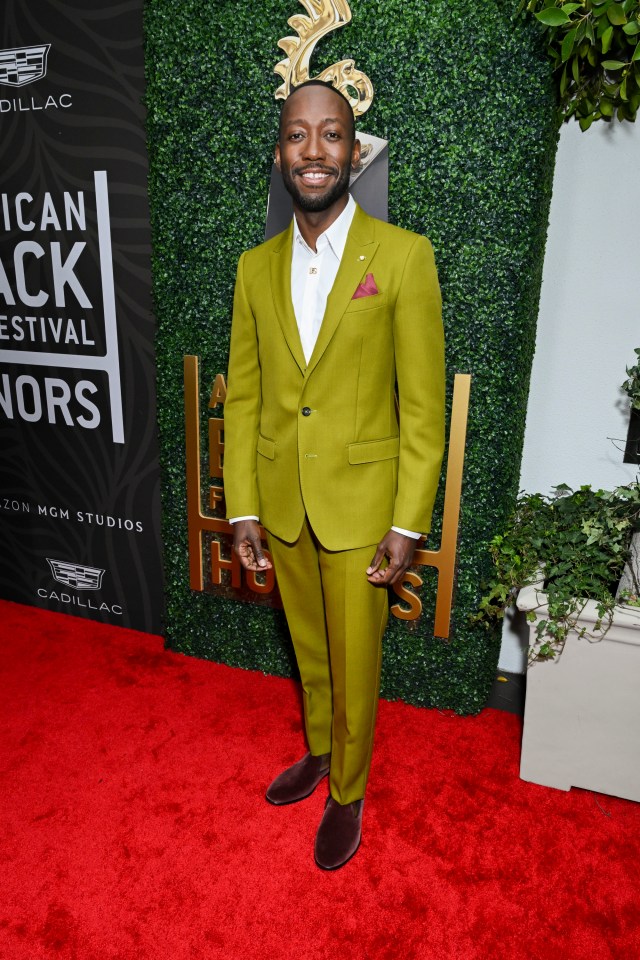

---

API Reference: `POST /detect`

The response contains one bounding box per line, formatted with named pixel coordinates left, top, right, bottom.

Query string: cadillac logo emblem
left=0, top=44, right=51, bottom=87
left=47, top=559, right=105, bottom=591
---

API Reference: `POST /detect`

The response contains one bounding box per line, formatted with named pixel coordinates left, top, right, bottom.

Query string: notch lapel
left=269, top=222, right=306, bottom=374
left=305, top=206, right=379, bottom=377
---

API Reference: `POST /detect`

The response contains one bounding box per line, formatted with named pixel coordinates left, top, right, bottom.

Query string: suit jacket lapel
left=306, top=205, right=379, bottom=377
left=269, top=222, right=306, bottom=374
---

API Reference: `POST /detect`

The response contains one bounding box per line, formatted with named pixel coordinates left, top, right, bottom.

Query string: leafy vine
left=520, top=0, right=640, bottom=128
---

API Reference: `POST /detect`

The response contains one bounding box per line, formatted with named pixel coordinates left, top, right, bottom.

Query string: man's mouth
left=296, top=167, right=335, bottom=186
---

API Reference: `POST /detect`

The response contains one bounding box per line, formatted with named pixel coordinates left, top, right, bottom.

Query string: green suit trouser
left=267, top=517, right=389, bottom=805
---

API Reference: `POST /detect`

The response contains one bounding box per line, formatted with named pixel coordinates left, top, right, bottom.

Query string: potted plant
left=474, top=480, right=640, bottom=801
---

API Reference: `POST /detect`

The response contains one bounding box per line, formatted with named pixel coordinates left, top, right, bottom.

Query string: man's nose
left=303, top=132, right=325, bottom=159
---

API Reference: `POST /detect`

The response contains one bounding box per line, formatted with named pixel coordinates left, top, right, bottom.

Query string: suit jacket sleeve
left=392, top=234, right=445, bottom=535
left=223, top=252, right=262, bottom=520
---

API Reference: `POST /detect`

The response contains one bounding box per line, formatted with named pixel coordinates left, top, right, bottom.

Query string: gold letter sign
left=184, top=355, right=471, bottom=639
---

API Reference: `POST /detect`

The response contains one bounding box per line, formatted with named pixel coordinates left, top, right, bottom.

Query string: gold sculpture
left=274, top=0, right=373, bottom=118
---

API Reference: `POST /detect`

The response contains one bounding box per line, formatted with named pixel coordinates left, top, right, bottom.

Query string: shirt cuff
left=391, top=525, right=421, bottom=540
left=229, top=516, right=260, bottom=524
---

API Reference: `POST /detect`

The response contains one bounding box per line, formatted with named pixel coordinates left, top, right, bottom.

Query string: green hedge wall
left=145, top=0, right=558, bottom=713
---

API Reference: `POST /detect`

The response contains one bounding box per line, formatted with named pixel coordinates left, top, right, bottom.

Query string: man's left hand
left=366, top=530, right=418, bottom=586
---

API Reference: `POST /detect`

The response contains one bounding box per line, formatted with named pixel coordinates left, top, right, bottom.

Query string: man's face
left=275, top=85, right=360, bottom=214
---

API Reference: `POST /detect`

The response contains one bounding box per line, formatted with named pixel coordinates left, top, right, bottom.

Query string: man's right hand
left=232, top=519, right=272, bottom=572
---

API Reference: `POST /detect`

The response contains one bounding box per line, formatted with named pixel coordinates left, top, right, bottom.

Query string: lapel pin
left=358, top=255, right=366, bottom=261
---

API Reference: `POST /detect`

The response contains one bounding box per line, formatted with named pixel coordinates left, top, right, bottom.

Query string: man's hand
left=366, top=530, right=418, bottom=586
left=233, top=520, right=273, bottom=572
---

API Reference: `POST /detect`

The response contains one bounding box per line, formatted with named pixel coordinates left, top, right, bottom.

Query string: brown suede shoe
left=265, top=752, right=331, bottom=806
left=314, top=797, right=363, bottom=870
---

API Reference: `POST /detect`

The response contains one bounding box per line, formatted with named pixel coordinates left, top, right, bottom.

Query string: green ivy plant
left=622, top=347, right=640, bottom=409
left=519, top=0, right=640, bottom=129
left=473, top=482, right=640, bottom=661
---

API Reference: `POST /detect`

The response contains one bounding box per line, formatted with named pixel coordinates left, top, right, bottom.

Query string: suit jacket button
left=301, top=406, right=312, bottom=416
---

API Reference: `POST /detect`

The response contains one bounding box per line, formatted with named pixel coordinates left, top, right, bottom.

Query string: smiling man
left=223, top=80, right=445, bottom=870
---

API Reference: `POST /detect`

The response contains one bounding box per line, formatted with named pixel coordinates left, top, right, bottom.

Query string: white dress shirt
left=230, top=195, right=420, bottom=540
left=291, top=194, right=356, bottom=364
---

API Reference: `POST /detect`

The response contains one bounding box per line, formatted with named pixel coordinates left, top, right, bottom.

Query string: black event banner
left=0, top=1, right=164, bottom=632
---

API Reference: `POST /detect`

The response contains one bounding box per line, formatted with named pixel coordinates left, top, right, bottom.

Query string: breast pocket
left=344, top=293, right=387, bottom=315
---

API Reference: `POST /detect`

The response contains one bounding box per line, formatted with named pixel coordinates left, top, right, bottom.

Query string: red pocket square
left=352, top=273, right=379, bottom=299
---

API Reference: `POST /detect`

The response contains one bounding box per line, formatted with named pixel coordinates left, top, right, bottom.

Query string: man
left=224, top=80, right=445, bottom=870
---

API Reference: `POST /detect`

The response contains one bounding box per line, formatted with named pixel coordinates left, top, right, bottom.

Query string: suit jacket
left=224, top=204, right=445, bottom=551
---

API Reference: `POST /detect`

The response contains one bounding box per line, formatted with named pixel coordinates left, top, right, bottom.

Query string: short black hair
left=278, top=79, right=356, bottom=142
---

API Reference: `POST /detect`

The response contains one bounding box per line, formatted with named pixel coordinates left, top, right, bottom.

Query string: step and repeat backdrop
left=0, top=1, right=164, bottom=632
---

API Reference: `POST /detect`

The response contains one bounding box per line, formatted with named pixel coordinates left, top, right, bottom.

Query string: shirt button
left=301, top=407, right=312, bottom=416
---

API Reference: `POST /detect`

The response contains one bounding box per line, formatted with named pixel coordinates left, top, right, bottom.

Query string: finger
left=366, top=544, right=386, bottom=575
left=368, top=557, right=402, bottom=585
left=385, top=562, right=410, bottom=586
left=237, top=541, right=260, bottom=571
left=249, top=534, right=271, bottom=569
left=236, top=539, right=271, bottom=572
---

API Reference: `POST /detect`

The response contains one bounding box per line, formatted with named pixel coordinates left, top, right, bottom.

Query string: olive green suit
left=224, top=204, right=445, bottom=802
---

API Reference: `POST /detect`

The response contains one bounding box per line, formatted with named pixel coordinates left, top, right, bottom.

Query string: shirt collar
left=293, top=194, right=356, bottom=260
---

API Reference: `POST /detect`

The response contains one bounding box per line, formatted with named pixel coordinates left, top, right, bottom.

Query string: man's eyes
left=287, top=130, right=342, bottom=141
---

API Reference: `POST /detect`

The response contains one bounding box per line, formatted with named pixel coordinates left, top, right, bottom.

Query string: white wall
left=498, top=118, right=640, bottom=674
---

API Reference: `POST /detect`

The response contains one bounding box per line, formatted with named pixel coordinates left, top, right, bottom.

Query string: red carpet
left=0, top=599, right=638, bottom=960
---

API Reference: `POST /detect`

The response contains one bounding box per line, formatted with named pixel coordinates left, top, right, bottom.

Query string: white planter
left=516, top=582, right=640, bottom=803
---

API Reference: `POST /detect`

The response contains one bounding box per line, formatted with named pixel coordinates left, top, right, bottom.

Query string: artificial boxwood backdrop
left=145, top=0, right=558, bottom=713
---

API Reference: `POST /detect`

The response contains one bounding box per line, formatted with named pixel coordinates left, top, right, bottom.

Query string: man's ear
left=351, top=137, right=361, bottom=169
left=274, top=142, right=281, bottom=169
